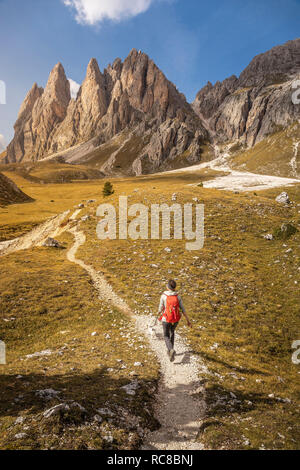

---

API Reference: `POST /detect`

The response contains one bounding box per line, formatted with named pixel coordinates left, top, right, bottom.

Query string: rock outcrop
left=193, top=39, right=300, bottom=148
left=7, top=49, right=207, bottom=174
left=7, top=63, right=70, bottom=162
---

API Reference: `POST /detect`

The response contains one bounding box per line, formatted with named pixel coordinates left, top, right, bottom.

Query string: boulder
left=121, top=380, right=139, bottom=396
left=263, top=233, right=274, bottom=240
left=43, top=238, right=64, bottom=248
left=43, top=403, right=69, bottom=418
left=35, top=389, right=60, bottom=400
left=43, top=402, right=86, bottom=419
left=276, top=192, right=290, bottom=205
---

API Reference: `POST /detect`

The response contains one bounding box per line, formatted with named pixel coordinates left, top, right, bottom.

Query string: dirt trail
left=66, top=226, right=130, bottom=315
left=67, top=223, right=207, bottom=450
left=0, top=210, right=71, bottom=256
left=138, top=316, right=207, bottom=450
left=0, top=209, right=207, bottom=450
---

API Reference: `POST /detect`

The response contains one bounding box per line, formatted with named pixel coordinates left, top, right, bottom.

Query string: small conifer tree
left=103, top=181, right=114, bottom=197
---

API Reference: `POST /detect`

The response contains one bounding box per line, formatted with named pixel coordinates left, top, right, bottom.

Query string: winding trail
left=0, top=209, right=207, bottom=450
left=66, top=226, right=130, bottom=315
left=0, top=210, right=71, bottom=257
left=138, top=316, right=207, bottom=450
left=67, top=223, right=207, bottom=450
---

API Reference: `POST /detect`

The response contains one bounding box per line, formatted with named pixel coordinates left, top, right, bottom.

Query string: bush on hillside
left=103, top=182, right=114, bottom=198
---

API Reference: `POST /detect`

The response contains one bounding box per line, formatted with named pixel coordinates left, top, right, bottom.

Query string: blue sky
left=0, top=0, right=300, bottom=147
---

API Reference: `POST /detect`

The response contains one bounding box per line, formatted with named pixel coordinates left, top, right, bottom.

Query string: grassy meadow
left=0, top=165, right=299, bottom=449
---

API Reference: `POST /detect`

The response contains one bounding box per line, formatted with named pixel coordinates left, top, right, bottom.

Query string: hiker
left=157, top=280, right=192, bottom=362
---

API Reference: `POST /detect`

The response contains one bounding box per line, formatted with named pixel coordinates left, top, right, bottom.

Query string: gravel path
left=67, top=224, right=207, bottom=450
left=0, top=212, right=208, bottom=450
left=66, top=226, right=130, bottom=314
left=0, top=210, right=70, bottom=256
left=137, top=315, right=207, bottom=450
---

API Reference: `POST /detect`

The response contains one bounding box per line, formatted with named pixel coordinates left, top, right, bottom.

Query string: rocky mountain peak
left=193, top=75, right=238, bottom=120
left=77, top=57, right=108, bottom=124
left=16, top=82, right=43, bottom=124
left=43, top=62, right=71, bottom=108
left=85, top=58, right=102, bottom=81
left=112, top=57, right=122, bottom=70
left=193, top=38, right=300, bottom=149
left=239, top=38, right=300, bottom=87
left=3, top=49, right=204, bottom=170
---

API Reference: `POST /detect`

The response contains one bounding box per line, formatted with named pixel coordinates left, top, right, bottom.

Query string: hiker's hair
left=168, top=280, right=177, bottom=291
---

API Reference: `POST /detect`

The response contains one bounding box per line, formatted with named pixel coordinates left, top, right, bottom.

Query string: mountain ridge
left=5, top=39, right=300, bottom=176
left=6, top=49, right=208, bottom=175
left=193, top=38, right=300, bottom=149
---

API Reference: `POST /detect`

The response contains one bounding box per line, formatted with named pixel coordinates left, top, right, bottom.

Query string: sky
left=0, top=0, right=300, bottom=147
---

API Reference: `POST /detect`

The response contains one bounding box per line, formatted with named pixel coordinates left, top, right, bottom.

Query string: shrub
left=273, top=223, right=298, bottom=240
left=102, top=182, right=114, bottom=198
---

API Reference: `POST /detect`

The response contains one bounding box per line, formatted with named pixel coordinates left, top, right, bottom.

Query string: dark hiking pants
left=162, top=322, right=178, bottom=352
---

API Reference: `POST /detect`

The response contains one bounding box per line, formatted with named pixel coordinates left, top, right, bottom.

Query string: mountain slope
left=6, top=50, right=208, bottom=175
left=5, top=39, right=300, bottom=178
left=229, top=121, right=300, bottom=178
left=0, top=172, right=33, bottom=206
left=193, top=39, right=300, bottom=154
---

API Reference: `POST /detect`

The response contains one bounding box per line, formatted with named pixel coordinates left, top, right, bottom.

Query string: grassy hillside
left=0, top=160, right=104, bottom=185
left=0, top=233, right=159, bottom=450
left=0, top=169, right=299, bottom=450
left=230, top=122, right=300, bottom=178
left=0, top=172, right=107, bottom=241
left=77, top=175, right=300, bottom=450
left=0, top=172, right=33, bottom=207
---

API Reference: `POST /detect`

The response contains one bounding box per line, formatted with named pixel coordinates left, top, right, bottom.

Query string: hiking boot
left=170, top=349, right=175, bottom=362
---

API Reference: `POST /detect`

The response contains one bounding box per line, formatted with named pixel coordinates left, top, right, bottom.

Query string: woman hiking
left=157, top=280, right=192, bottom=362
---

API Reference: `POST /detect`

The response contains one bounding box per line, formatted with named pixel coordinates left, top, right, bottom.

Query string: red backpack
left=161, top=294, right=181, bottom=324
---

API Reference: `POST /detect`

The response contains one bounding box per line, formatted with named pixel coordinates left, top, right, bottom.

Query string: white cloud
left=0, top=134, right=6, bottom=152
left=68, top=78, right=81, bottom=99
left=63, top=0, right=154, bottom=26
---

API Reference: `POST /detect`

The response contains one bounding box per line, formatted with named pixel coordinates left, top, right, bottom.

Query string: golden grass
left=0, top=174, right=104, bottom=237
left=1, top=167, right=300, bottom=449
left=0, top=232, right=159, bottom=450
left=0, top=161, right=104, bottom=185
left=230, top=122, right=300, bottom=178
left=77, top=175, right=300, bottom=450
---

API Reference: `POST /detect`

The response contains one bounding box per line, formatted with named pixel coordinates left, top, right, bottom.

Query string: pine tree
left=102, top=181, right=114, bottom=197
